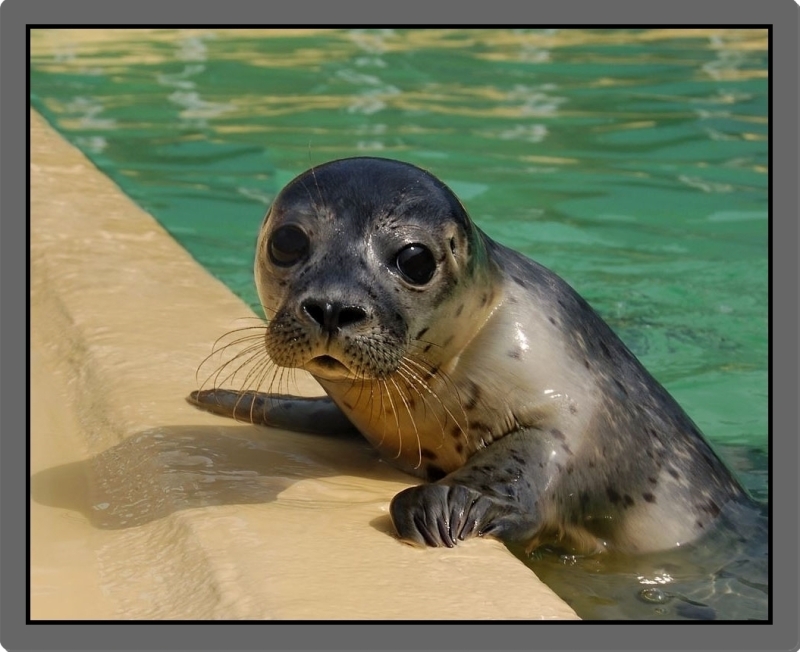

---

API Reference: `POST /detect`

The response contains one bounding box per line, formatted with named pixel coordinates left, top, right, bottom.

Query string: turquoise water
left=30, top=28, right=769, bottom=620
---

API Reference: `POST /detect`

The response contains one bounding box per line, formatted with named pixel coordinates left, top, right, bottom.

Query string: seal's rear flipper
left=187, top=389, right=360, bottom=436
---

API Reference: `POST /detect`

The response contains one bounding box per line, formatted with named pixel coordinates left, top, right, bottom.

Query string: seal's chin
left=304, top=355, right=353, bottom=380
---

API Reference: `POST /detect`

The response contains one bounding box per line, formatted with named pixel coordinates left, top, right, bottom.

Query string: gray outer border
left=4, top=1, right=797, bottom=651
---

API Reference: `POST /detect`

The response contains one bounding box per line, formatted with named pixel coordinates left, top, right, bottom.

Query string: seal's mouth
left=304, top=355, right=352, bottom=379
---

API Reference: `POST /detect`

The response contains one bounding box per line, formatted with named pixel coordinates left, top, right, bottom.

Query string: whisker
left=394, top=365, right=452, bottom=451
left=258, top=302, right=278, bottom=319
left=390, top=376, right=422, bottom=470
left=309, top=160, right=326, bottom=212
left=201, top=341, right=269, bottom=392
left=195, top=331, right=266, bottom=385
left=380, top=378, right=403, bottom=458
left=403, top=348, right=469, bottom=422
left=237, top=351, right=276, bottom=394
left=210, top=323, right=268, bottom=349
left=396, top=358, right=469, bottom=442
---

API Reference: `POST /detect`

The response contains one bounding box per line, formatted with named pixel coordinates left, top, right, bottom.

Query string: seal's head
left=255, top=157, right=494, bottom=383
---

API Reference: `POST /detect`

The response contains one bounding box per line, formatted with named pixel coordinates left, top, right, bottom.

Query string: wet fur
left=189, top=157, right=750, bottom=555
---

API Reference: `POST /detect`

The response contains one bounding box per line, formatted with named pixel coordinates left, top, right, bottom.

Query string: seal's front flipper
left=187, top=389, right=359, bottom=436
left=390, top=428, right=558, bottom=547
left=389, top=484, right=512, bottom=547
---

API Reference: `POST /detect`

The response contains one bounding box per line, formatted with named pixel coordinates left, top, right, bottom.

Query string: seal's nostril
left=338, top=306, right=367, bottom=328
left=303, top=301, right=327, bottom=328
left=302, top=300, right=367, bottom=332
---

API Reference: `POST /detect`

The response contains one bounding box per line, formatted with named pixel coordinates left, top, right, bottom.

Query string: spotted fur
left=190, top=157, right=751, bottom=556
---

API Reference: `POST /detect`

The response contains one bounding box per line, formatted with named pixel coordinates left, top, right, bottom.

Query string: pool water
left=29, top=28, right=769, bottom=620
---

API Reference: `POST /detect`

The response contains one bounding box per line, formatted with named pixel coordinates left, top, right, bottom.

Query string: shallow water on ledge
left=30, top=28, right=768, bottom=620
left=514, top=446, right=768, bottom=620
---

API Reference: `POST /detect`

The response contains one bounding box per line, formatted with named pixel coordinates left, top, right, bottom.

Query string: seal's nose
left=301, top=299, right=367, bottom=333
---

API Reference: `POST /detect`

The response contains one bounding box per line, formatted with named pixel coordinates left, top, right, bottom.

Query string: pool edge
left=29, top=108, right=579, bottom=621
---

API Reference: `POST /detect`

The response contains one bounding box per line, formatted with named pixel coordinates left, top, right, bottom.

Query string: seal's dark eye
left=395, top=243, right=436, bottom=285
left=269, top=225, right=309, bottom=267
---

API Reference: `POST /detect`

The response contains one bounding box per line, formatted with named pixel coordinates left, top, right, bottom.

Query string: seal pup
left=188, top=156, right=750, bottom=554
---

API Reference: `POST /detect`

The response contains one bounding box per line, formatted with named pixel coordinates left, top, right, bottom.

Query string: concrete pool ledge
left=29, top=109, right=579, bottom=621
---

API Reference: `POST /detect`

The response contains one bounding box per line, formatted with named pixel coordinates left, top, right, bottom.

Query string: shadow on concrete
left=31, top=423, right=410, bottom=530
